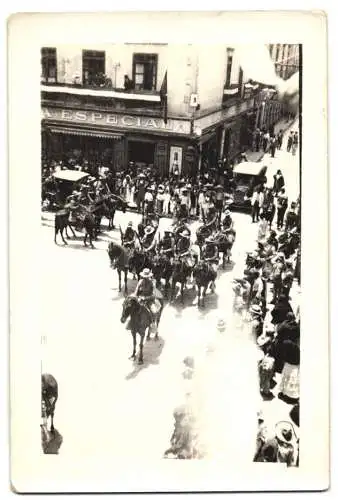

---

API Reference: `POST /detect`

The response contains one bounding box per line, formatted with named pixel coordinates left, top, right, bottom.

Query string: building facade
left=255, top=44, right=300, bottom=132
left=41, top=44, right=261, bottom=178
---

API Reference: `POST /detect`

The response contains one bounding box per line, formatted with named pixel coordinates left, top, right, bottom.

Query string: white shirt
left=144, top=192, right=153, bottom=202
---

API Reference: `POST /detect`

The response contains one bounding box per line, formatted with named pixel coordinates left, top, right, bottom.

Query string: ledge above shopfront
left=41, top=84, right=161, bottom=102
left=41, top=84, right=162, bottom=116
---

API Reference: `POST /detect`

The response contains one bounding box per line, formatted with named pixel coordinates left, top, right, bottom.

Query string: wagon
left=231, top=162, right=269, bottom=213
left=52, top=169, right=90, bottom=204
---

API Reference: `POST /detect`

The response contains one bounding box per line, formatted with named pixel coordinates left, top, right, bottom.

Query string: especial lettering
left=41, top=108, right=190, bottom=134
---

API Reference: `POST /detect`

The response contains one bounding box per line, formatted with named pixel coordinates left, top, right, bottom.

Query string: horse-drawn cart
left=52, top=170, right=90, bottom=204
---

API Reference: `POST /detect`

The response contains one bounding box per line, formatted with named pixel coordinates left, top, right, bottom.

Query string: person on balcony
left=124, top=75, right=133, bottom=91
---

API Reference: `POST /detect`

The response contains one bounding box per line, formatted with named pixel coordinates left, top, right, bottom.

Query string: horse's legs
left=54, top=227, right=58, bottom=244
left=89, top=229, right=95, bottom=249
left=69, top=224, right=76, bottom=238
left=110, top=209, right=116, bottom=229
left=202, top=286, right=207, bottom=308
left=50, top=410, right=55, bottom=432
left=129, top=332, right=136, bottom=360
left=60, top=226, right=68, bottom=245
left=84, top=232, right=87, bottom=247
left=146, top=325, right=151, bottom=341
left=170, top=280, right=176, bottom=302
left=124, top=269, right=128, bottom=295
left=222, top=252, right=226, bottom=269
left=117, top=269, right=122, bottom=292
left=138, top=334, right=144, bottom=364
left=180, top=281, right=185, bottom=305
left=197, top=285, right=201, bottom=307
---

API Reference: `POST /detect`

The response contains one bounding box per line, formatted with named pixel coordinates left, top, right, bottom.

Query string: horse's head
left=107, top=243, right=121, bottom=268
left=121, top=295, right=139, bottom=323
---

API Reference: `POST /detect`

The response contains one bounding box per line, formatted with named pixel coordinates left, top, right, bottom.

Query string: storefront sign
left=41, top=107, right=191, bottom=135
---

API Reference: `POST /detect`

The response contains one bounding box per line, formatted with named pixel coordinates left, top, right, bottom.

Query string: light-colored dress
left=280, top=362, right=299, bottom=399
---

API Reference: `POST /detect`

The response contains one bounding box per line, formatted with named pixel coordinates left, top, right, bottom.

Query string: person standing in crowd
left=276, top=188, right=288, bottom=230
left=198, top=187, right=207, bottom=223
left=270, top=134, right=277, bottom=158
left=214, top=185, right=225, bottom=225
left=249, top=304, right=264, bottom=340
left=292, top=131, right=299, bottom=156
left=163, top=185, right=171, bottom=216
left=287, top=131, right=294, bottom=152
left=255, top=421, right=298, bottom=466
left=278, top=338, right=300, bottom=404
left=285, top=202, right=298, bottom=232
left=250, top=187, right=260, bottom=224
left=144, top=187, right=154, bottom=215
left=190, top=184, right=197, bottom=218
left=273, top=169, right=285, bottom=194
left=277, top=129, right=284, bottom=150
left=262, top=130, right=270, bottom=152
left=156, top=184, right=165, bottom=214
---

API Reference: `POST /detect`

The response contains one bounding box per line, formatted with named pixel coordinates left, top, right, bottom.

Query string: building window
left=41, top=47, right=57, bottom=83
left=275, top=44, right=281, bottom=63
left=82, top=50, right=106, bottom=86
left=132, top=53, right=158, bottom=91
left=225, top=48, right=234, bottom=87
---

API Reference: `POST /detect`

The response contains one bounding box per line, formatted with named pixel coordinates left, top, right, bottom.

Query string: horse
left=41, top=373, right=58, bottom=432
left=120, top=295, right=164, bottom=364
left=107, top=242, right=131, bottom=293
left=54, top=206, right=96, bottom=248
left=94, top=194, right=127, bottom=232
left=195, top=224, right=213, bottom=249
left=193, top=260, right=217, bottom=308
left=212, top=229, right=236, bottom=268
left=170, top=256, right=193, bottom=304
left=152, top=253, right=173, bottom=297
left=128, top=248, right=153, bottom=281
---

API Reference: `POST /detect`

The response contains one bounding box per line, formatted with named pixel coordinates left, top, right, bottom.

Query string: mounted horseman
left=153, top=229, right=175, bottom=295
left=201, top=237, right=219, bottom=277
left=158, top=228, right=175, bottom=260
left=142, top=225, right=158, bottom=257
left=121, top=221, right=138, bottom=251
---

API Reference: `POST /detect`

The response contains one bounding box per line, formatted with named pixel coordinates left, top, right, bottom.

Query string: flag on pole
left=160, top=70, right=168, bottom=124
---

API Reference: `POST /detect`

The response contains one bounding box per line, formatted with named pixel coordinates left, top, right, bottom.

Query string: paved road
left=41, top=122, right=300, bottom=460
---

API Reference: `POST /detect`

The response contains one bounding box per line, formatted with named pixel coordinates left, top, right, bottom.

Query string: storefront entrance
left=128, top=139, right=156, bottom=168
left=44, top=130, right=118, bottom=169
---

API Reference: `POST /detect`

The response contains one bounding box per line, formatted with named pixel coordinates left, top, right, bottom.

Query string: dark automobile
left=231, top=162, right=268, bottom=213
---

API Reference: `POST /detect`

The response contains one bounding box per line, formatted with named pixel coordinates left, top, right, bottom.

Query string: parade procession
left=40, top=42, right=301, bottom=465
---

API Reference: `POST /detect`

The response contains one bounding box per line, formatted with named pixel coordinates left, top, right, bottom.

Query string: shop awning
left=199, top=131, right=216, bottom=145
left=49, top=126, right=124, bottom=140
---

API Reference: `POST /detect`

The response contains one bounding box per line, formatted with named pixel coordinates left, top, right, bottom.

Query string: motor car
left=231, top=161, right=268, bottom=213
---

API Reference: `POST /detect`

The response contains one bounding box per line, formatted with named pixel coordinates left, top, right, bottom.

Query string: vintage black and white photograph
left=9, top=11, right=329, bottom=493
left=40, top=40, right=301, bottom=462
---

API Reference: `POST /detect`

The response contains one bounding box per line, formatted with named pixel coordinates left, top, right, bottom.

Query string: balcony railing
left=41, top=81, right=161, bottom=103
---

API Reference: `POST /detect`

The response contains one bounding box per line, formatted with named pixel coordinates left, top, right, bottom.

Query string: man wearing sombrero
left=158, top=228, right=175, bottom=259
left=176, top=229, right=193, bottom=266
left=134, top=268, right=158, bottom=329
left=141, top=225, right=157, bottom=255
left=201, top=237, right=219, bottom=276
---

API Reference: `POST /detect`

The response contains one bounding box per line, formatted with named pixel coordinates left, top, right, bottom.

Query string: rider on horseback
left=201, top=237, right=219, bottom=275
left=222, top=208, right=234, bottom=231
left=142, top=225, right=157, bottom=255
left=159, top=229, right=175, bottom=259
left=134, top=268, right=158, bottom=331
left=123, top=221, right=137, bottom=249
left=176, top=229, right=191, bottom=259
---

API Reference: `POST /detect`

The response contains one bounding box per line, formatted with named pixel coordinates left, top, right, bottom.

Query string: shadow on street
left=125, top=336, right=165, bottom=381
